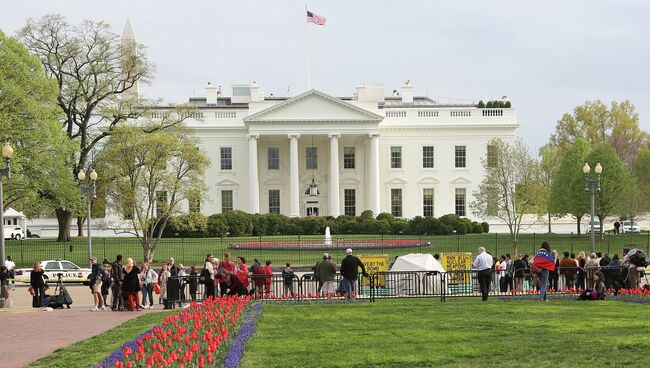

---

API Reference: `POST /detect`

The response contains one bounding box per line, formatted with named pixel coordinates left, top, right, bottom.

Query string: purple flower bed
left=96, top=326, right=156, bottom=368
left=222, top=302, right=263, bottom=368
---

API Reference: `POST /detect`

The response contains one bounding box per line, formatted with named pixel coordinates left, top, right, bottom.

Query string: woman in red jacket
left=235, top=256, right=250, bottom=292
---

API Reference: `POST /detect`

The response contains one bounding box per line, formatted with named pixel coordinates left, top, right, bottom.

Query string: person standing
left=30, top=260, right=46, bottom=308
left=532, top=241, right=555, bottom=301
left=576, top=251, right=587, bottom=290
left=139, top=262, right=158, bottom=309
left=111, top=255, right=124, bottom=311
left=203, top=254, right=216, bottom=299
left=549, top=250, right=560, bottom=291
left=263, top=260, right=273, bottom=298
left=189, top=265, right=199, bottom=301
left=121, top=258, right=141, bottom=311
left=473, top=247, right=494, bottom=301
left=235, top=256, right=250, bottom=293
left=89, top=257, right=105, bottom=311
left=0, top=266, right=11, bottom=308
left=559, top=252, right=577, bottom=290
left=614, top=221, right=620, bottom=234
left=317, top=253, right=337, bottom=295
left=513, top=254, right=528, bottom=293
left=282, top=263, right=296, bottom=297
left=4, top=256, right=15, bottom=290
left=167, top=257, right=178, bottom=276
left=340, top=249, right=369, bottom=300
left=159, top=264, right=171, bottom=308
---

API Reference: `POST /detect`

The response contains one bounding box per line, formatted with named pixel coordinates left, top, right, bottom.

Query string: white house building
left=149, top=81, right=519, bottom=220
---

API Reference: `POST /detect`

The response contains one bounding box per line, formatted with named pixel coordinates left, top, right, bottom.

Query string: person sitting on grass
left=578, top=271, right=606, bottom=301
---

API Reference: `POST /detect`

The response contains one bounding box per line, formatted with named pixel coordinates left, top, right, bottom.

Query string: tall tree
left=538, top=144, right=562, bottom=233
left=101, top=125, right=209, bottom=262
left=550, top=100, right=645, bottom=168
left=471, top=138, right=543, bottom=255
left=549, top=138, right=590, bottom=234
left=584, top=144, right=628, bottom=238
left=633, top=148, right=650, bottom=206
left=17, top=15, right=163, bottom=241
left=0, top=29, right=78, bottom=217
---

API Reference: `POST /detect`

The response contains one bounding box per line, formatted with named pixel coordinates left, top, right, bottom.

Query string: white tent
left=388, top=253, right=448, bottom=296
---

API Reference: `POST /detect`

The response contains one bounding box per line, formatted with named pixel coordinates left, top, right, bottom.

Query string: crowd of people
left=19, top=248, right=370, bottom=310
left=474, top=243, right=648, bottom=302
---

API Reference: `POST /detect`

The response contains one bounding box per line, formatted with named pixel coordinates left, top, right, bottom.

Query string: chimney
left=205, top=82, right=218, bottom=105
left=400, top=80, right=414, bottom=104
left=356, top=83, right=384, bottom=103
left=250, top=81, right=263, bottom=102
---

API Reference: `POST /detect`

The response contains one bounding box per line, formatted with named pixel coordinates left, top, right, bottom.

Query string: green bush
left=224, top=210, right=253, bottom=236
left=472, top=222, right=484, bottom=234
left=456, top=222, right=467, bottom=235
left=162, top=213, right=208, bottom=238
left=481, top=222, right=490, bottom=233
left=376, top=212, right=395, bottom=222
left=477, top=100, right=485, bottom=108
left=207, top=214, right=228, bottom=237
left=486, top=101, right=494, bottom=108
left=504, top=101, right=511, bottom=108
left=359, top=210, right=374, bottom=220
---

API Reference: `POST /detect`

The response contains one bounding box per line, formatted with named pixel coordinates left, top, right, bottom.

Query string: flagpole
left=305, top=5, right=311, bottom=89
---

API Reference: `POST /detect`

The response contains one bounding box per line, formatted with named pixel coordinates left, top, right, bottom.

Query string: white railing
left=481, top=109, right=503, bottom=117
left=214, top=111, right=237, bottom=119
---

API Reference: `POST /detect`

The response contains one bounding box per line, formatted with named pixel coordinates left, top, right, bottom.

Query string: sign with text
left=359, top=254, right=389, bottom=287
left=440, top=252, right=472, bottom=284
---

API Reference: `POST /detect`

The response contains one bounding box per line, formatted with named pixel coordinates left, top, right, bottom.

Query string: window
left=391, top=146, right=402, bottom=169
left=455, top=188, right=466, bottom=217
left=391, top=188, right=402, bottom=217
left=61, top=262, right=79, bottom=270
left=422, top=146, right=434, bottom=168
left=268, top=190, right=280, bottom=214
left=220, top=147, right=233, bottom=170
left=455, top=145, right=466, bottom=168
left=123, top=207, right=133, bottom=220
left=156, top=191, right=167, bottom=217
left=268, top=147, right=280, bottom=170
left=423, top=188, right=434, bottom=217
left=306, top=146, right=318, bottom=169
left=343, top=147, right=355, bottom=169
left=44, top=262, right=60, bottom=270
left=344, top=189, right=356, bottom=216
left=232, top=86, right=251, bottom=96
left=487, top=144, right=498, bottom=168
left=221, top=190, right=233, bottom=213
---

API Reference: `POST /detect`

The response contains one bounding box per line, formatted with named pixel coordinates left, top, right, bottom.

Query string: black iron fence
left=7, top=232, right=650, bottom=269
left=161, top=265, right=647, bottom=305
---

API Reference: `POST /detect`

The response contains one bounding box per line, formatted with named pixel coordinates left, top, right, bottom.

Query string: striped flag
left=306, top=10, right=326, bottom=26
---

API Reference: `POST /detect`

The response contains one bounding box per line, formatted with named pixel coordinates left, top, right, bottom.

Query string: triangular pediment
left=450, top=176, right=472, bottom=184
left=244, top=89, right=383, bottom=123
left=215, top=178, right=239, bottom=186
left=385, top=177, right=408, bottom=185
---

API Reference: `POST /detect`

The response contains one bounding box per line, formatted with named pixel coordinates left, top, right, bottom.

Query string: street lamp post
left=583, top=162, right=603, bottom=254
left=78, top=169, right=98, bottom=268
left=0, top=143, right=14, bottom=264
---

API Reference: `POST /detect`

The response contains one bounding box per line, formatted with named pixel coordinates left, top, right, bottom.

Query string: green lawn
left=241, top=298, right=650, bottom=368
left=7, top=232, right=650, bottom=268
left=29, top=310, right=178, bottom=368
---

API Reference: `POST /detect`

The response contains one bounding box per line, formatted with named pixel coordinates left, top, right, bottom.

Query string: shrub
left=504, top=101, right=511, bottom=108
left=437, top=223, right=453, bottom=235
left=477, top=100, right=485, bottom=108
left=456, top=222, right=467, bottom=235
left=376, top=212, right=395, bottom=222
left=359, top=210, right=374, bottom=220
left=486, top=101, right=494, bottom=108
left=224, top=210, right=253, bottom=237
left=481, top=222, right=490, bottom=233
left=406, top=216, right=428, bottom=235
left=207, top=214, right=228, bottom=237
left=162, top=213, right=208, bottom=238
left=472, top=223, right=484, bottom=234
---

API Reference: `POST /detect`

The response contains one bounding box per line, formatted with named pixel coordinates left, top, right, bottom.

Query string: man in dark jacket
left=513, top=254, right=529, bottom=292
left=111, top=255, right=124, bottom=311
left=340, top=249, right=369, bottom=299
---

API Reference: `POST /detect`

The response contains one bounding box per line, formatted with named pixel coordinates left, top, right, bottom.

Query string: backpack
left=100, top=268, right=110, bottom=283
left=111, top=262, right=123, bottom=282
left=628, top=249, right=650, bottom=268
left=199, top=268, right=211, bottom=284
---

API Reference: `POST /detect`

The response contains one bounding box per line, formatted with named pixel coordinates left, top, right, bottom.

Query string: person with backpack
left=111, top=255, right=125, bottom=311
left=89, top=257, right=107, bottom=311
left=101, top=259, right=112, bottom=309
left=282, top=262, right=296, bottom=297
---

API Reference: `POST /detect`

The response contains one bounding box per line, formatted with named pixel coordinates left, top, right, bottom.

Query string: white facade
left=154, top=82, right=518, bottom=220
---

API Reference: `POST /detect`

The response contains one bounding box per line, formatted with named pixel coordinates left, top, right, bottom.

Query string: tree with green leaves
left=0, top=29, right=78, bottom=218
left=550, top=100, right=645, bottom=168
left=584, top=144, right=629, bottom=237
left=538, top=144, right=562, bottom=233
left=100, top=125, right=210, bottom=262
left=633, top=148, right=650, bottom=207
left=549, top=138, right=590, bottom=234
left=471, top=138, right=543, bottom=255
left=17, top=15, right=186, bottom=241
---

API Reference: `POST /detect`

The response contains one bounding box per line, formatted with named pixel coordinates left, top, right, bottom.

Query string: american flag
left=306, top=10, right=326, bottom=26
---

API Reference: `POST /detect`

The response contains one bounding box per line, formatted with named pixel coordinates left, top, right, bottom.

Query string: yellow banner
left=359, top=254, right=389, bottom=287
left=440, top=252, right=472, bottom=284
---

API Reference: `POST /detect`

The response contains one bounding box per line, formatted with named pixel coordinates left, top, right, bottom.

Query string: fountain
left=324, top=226, right=332, bottom=246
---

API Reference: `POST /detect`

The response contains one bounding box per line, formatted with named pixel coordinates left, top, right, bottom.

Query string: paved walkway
left=0, top=285, right=161, bottom=368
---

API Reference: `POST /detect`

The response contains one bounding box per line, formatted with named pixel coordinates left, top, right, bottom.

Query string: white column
left=289, top=134, right=300, bottom=217
left=329, top=134, right=340, bottom=217
left=368, top=133, right=380, bottom=215
left=248, top=134, right=260, bottom=213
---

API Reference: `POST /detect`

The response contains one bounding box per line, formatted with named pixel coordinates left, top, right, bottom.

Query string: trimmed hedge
left=162, top=211, right=489, bottom=238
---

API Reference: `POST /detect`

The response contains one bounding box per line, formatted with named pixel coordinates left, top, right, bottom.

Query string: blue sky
left=3, top=0, right=649, bottom=151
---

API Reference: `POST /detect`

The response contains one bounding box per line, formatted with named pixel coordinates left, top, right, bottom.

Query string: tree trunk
left=576, top=217, right=581, bottom=235
left=547, top=213, right=552, bottom=233
left=55, top=208, right=72, bottom=242
left=511, top=238, right=518, bottom=257
left=143, top=243, right=155, bottom=263
left=77, top=216, right=86, bottom=237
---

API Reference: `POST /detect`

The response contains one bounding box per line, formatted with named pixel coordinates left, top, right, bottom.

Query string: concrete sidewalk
left=0, top=285, right=163, bottom=368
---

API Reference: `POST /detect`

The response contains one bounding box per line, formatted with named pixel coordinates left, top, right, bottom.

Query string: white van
left=3, top=226, right=25, bottom=240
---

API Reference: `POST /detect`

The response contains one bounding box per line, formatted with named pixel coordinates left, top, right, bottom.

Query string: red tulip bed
left=97, top=296, right=261, bottom=368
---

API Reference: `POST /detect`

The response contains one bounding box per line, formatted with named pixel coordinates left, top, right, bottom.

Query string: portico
left=243, top=90, right=383, bottom=217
